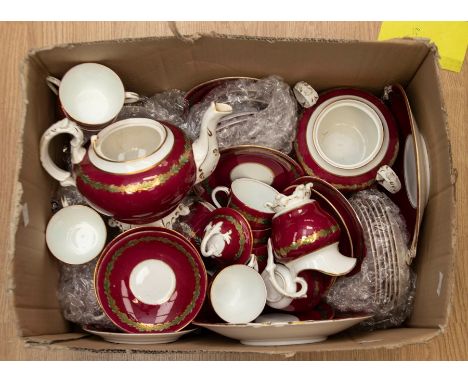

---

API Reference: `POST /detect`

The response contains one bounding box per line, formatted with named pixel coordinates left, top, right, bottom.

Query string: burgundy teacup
left=199, top=207, right=254, bottom=268
left=211, top=178, right=278, bottom=230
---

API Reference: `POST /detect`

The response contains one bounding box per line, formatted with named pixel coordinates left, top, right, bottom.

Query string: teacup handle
left=200, top=221, right=231, bottom=258
left=46, top=76, right=61, bottom=96
left=124, top=91, right=141, bottom=104
left=264, top=240, right=308, bottom=299
left=211, top=186, right=230, bottom=208
left=40, top=118, right=86, bottom=187
left=246, top=254, right=259, bottom=272
left=376, top=165, right=402, bottom=194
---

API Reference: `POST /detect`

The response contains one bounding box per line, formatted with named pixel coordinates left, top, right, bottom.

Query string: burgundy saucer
left=284, top=176, right=366, bottom=276
left=294, top=88, right=399, bottom=192
left=95, top=227, right=207, bottom=333
left=185, top=77, right=258, bottom=108
left=194, top=145, right=304, bottom=205
left=383, top=84, right=424, bottom=259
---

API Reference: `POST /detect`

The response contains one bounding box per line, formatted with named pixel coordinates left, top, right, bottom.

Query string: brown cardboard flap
left=33, top=35, right=430, bottom=94
left=405, top=52, right=455, bottom=329
left=24, top=332, right=88, bottom=345
left=29, top=328, right=439, bottom=356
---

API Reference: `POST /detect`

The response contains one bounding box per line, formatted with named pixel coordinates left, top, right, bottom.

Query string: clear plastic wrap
left=182, top=76, right=298, bottom=154
left=50, top=186, right=89, bottom=213
left=117, top=89, right=187, bottom=126
left=57, top=258, right=118, bottom=331
left=325, top=188, right=416, bottom=330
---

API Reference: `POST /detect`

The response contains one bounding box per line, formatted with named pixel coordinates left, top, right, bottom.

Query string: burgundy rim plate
left=383, top=84, right=422, bottom=259
left=184, top=77, right=258, bottom=108
left=294, top=88, right=399, bottom=192
left=284, top=176, right=367, bottom=277
left=95, top=227, right=207, bottom=333
left=195, top=145, right=304, bottom=204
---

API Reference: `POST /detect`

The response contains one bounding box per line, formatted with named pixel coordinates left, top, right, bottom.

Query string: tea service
left=40, top=66, right=428, bottom=345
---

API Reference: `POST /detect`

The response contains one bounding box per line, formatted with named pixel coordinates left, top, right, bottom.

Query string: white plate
left=193, top=315, right=372, bottom=346
left=83, top=327, right=197, bottom=344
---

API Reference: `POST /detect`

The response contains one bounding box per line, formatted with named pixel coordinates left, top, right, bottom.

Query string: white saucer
left=193, top=315, right=371, bottom=346
left=83, top=327, right=197, bottom=345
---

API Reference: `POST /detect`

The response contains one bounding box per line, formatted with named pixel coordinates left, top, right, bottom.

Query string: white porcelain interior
left=45, top=205, right=106, bottom=264
left=83, top=327, right=196, bottom=345
left=313, top=100, right=384, bottom=169
left=231, top=178, right=278, bottom=213
left=59, top=63, right=125, bottom=125
left=210, top=264, right=267, bottom=324
left=285, top=242, right=357, bottom=276
left=230, top=162, right=275, bottom=185
left=129, top=259, right=176, bottom=305
left=89, top=118, right=175, bottom=174
left=306, top=95, right=390, bottom=177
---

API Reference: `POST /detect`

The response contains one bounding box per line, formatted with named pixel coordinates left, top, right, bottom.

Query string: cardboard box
left=12, top=35, right=455, bottom=356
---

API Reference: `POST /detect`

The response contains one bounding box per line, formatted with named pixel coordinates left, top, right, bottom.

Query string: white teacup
left=47, top=62, right=140, bottom=129
left=211, top=178, right=279, bottom=230
left=46, top=205, right=107, bottom=264
left=210, top=264, right=266, bottom=324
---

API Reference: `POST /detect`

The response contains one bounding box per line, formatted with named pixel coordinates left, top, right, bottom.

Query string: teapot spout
left=192, top=102, right=232, bottom=184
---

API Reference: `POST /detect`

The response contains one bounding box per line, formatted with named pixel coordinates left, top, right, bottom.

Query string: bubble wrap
left=57, top=258, right=118, bottom=331
left=117, top=89, right=187, bottom=126
left=182, top=76, right=298, bottom=154
left=325, top=189, right=416, bottom=330
left=51, top=186, right=89, bottom=213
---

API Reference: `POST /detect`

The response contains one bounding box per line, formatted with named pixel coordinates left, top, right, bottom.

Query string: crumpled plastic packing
left=325, top=188, right=416, bottom=330
left=117, top=89, right=187, bottom=126
left=57, top=258, right=118, bottom=331
left=182, top=76, right=298, bottom=154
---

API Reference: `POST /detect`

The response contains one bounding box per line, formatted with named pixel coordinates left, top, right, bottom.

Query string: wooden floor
left=0, top=22, right=466, bottom=360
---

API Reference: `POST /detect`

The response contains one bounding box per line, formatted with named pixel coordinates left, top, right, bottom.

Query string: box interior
left=13, top=35, right=455, bottom=355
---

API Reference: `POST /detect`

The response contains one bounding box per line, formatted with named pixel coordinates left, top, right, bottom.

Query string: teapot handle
left=264, top=240, right=308, bottom=299
left=40, top=118, right=86, bottom=187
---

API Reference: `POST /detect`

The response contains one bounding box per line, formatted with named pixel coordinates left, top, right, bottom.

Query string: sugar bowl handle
left=40, top=118, right=86, bottom=187
left=200, top=221, right=231, bottom=258
left=376, top=165, right=401, bottom=194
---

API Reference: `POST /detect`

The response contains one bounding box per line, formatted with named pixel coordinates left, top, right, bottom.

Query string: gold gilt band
left=103, top=236, right=201, bottom=332
left=275, top=224, right=340, bottom=258
left=77, top=141, right=192, bottom=194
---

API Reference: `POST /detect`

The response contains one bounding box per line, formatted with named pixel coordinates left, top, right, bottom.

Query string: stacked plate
left=348, top=189, right=412, bottom=316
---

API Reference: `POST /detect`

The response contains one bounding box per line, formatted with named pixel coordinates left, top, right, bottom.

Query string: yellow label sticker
left=378, top=21, right=468, bottom=72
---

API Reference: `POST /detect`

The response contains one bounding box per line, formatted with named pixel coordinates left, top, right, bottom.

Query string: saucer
left=284, top=176, right=366, bottom=276
left=193, top=315, right=372, bottom=346
left=82, top=326, right=197, bottom=344
left=185, top=77, right=258, bottom=108
left=295, top=88, right=399, bottom=191
left=95, top=227, right=207, bottom=333
left=194, top=145, right=303, bottom=205
left=383, top=84, right=430, bottom=263
left=46, top=205, right=107, bottom=265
